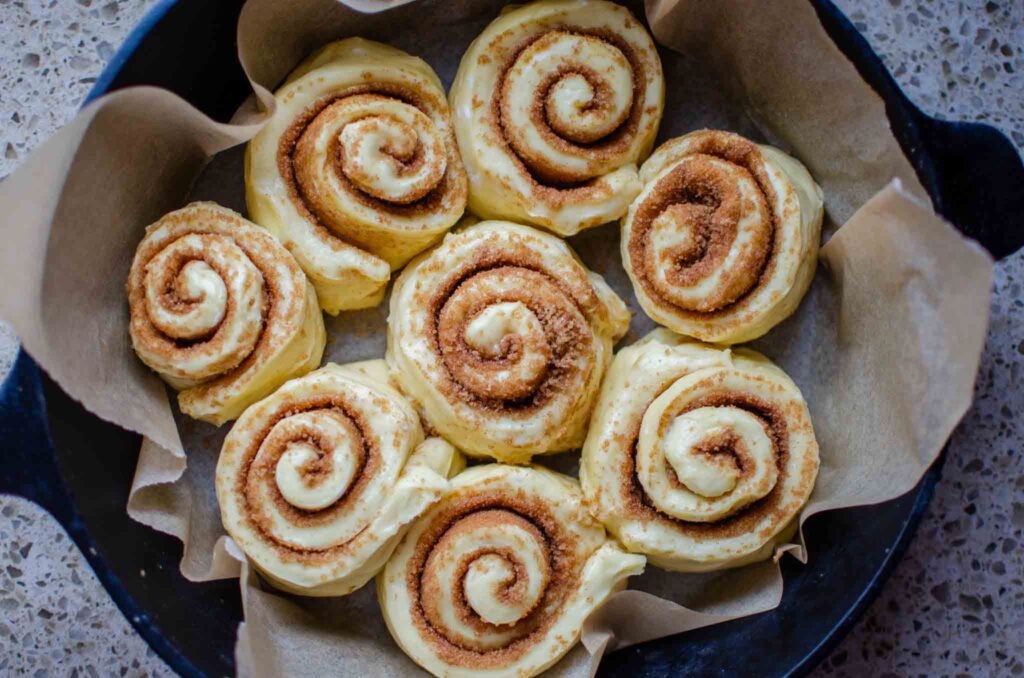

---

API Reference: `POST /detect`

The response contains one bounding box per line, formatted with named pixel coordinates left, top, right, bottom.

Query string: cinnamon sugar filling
left=406, top=493, right=577, bottom=668
left=277, top=85, right=463, bottom=242
left=663, top=431, right=753, bottom=493
left=492, top=27, right=652, bottom=200
left=627, top=135, right=782, bottom=319
left=437, top=267, right=589, bottom=406
left=293, top=95, right=443, bottom=208
left=149, top=250, right=239, bottom=345
left=127, top=215, right=287, bottom=385
left=427, top=251, right=594, bottom=414
left=335, top=135, right=435, bottom=207
left=452, top=546, right=535, bottom=628
left=624, top=391, right=790, bottom=540
left=503, top=61, right=627, bottom=184
left=421, top=510, right=550, bottom=644
left=235, top=395, right=381, bottom=564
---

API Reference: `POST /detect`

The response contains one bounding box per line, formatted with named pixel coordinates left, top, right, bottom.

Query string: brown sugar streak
left=126, top=205, right=301, bottom=394
left=491, top=26, right=653, bottom=204
left=627, top=132, right=781, bottom=322
left=235, top=394, right=382, bottom=566
left=277, top=85, right=466, bottom=247
left=405, top=491, right=580, bottom=669
left=425, top=242, right=596, bottom=418
left=622, top=390, right=792, bottom=542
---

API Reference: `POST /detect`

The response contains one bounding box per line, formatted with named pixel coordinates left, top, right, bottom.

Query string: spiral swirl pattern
left=127, top=202, right=325, bottom=425
left=580, top=329, right=819, bottom=572
left=622, top=130, right=824, bottom=344
left=449, top=0, right=664, bottom=236
left=216, top=361, right=462, bottom=596
left=246, top=38, right=468, bottom=315
left=378, top=464, right=645, bottom=678
left=386, top=220, right=630, bottom=462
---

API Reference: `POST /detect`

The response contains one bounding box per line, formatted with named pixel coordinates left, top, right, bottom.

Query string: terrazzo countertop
left=1, top=1, right=1022, bottom=676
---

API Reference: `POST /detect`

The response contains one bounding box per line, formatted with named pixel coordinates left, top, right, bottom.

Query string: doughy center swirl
left=501, top=31, right=635, bottom=183
left=270, top=411, right=361, bottom=511
left=638, top=402, right=779, bottom=523
left=294, top=93, right=448, bottom=214
left=437, top=267, right=587, bottom=404
left=142, top=232, right=265, bottom=381
left=420, top=510, right=551, bottom=651
left=246, top=408, right=368, bottom=550
left=641, top=155, right=772, bottom=312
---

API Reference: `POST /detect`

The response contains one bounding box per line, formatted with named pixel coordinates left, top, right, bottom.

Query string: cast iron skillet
left=1, top=1, right=1022, bottom=676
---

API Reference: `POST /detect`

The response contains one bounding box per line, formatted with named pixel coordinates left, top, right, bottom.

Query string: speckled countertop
left=0, top=1, right=1021, bottom=676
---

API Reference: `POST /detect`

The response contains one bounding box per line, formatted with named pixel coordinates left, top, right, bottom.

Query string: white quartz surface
left=0, top=1, right=1021, bottom=676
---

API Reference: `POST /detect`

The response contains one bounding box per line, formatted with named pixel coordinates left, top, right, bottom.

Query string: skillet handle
left=809, top=0, right=1024, bottom=262
left=0, top=349, right=79, bottom=525
left=914, top=113, right=1024, bottom=261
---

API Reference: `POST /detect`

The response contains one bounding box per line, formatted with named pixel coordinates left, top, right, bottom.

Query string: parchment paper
left=0, top=0, right=993, bottom=676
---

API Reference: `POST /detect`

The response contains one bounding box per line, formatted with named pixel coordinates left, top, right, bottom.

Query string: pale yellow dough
left=386, top=220, right=630, bottom=462
left=126, top=202, right=325, bottom=425
left=378, top=464, right=645, bottom=678
left=215, top=360, right=463, bottom=596
left=580, top=329, right=819, bottom=572
left=449, top=0, right=664, bottom=236
left=246, top=38, right=468, bottom=314
left=621, top=130, right=824, bottom=344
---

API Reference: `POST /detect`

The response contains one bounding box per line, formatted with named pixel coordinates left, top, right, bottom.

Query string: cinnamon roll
left=386, top=220, right=630, bottom=462
left=246, top=38, right=468, bottom=315
left=126, top=202, right=325, bottom=426
left=215, top=360, right=463, bottom=596
left=378, top=464, right=645, bottom=678
left=622, top=130, right=824, bottom=344
left=449, top=0, right=664, bottom=236
left=580, top=329, right=819, bottom=572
